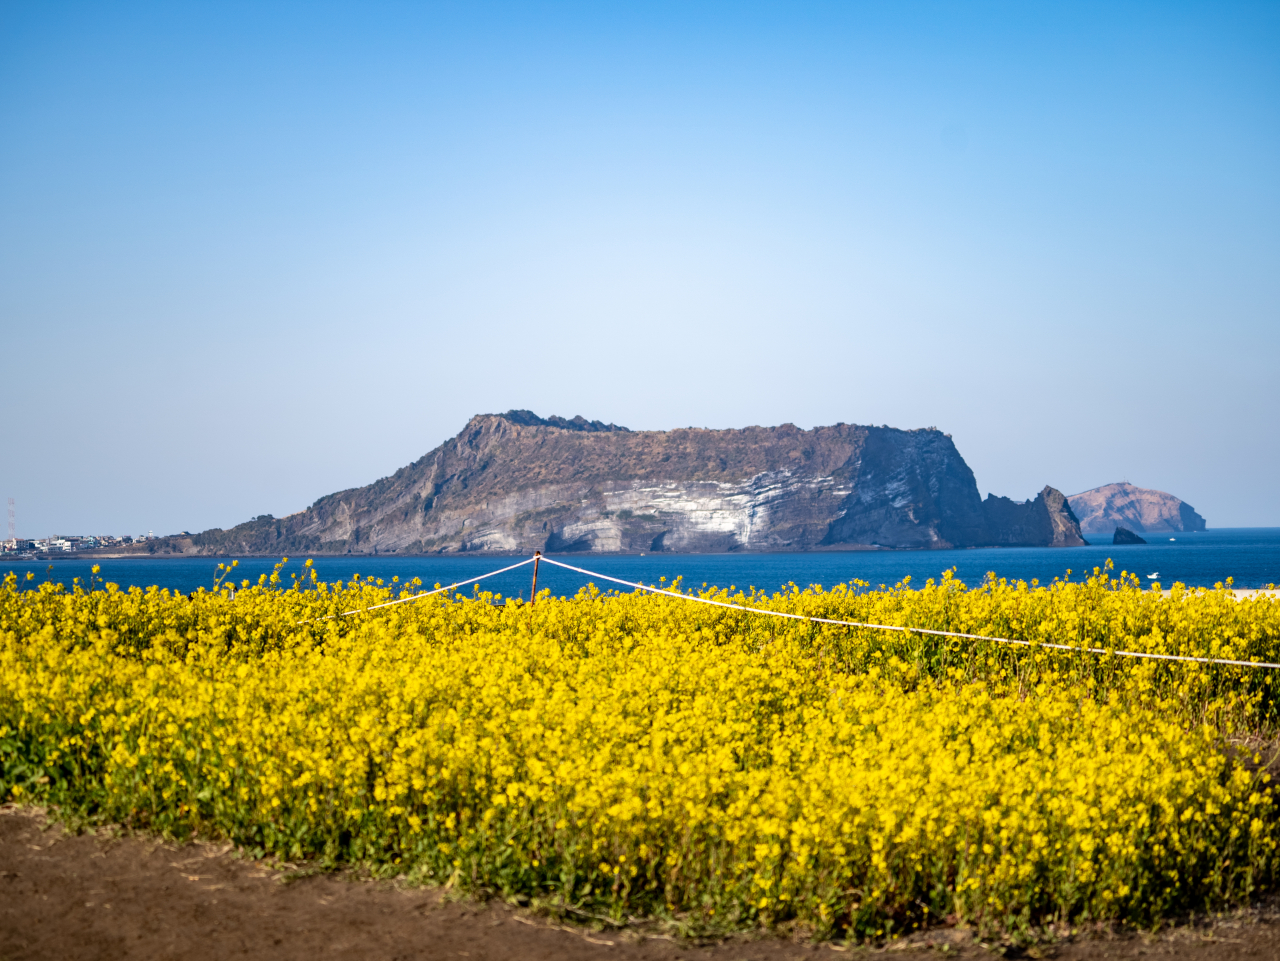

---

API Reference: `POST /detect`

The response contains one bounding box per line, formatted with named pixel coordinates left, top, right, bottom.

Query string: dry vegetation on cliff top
left=3, top=560, right=1280, bottom=945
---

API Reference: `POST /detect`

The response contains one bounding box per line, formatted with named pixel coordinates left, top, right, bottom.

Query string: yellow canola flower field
left=2, top=560, right=1280, bottom=939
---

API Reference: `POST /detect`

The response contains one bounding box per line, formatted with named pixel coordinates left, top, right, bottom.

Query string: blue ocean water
left=4, top=528, right=1278, bottom=597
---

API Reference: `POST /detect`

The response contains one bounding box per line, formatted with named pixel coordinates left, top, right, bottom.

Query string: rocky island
left=154, top=412, right=1087, bottom=555
left=1067, top=482, right=1206, bottom=536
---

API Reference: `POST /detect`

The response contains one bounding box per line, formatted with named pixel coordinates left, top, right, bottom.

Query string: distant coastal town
left=1, top=532, right=159, bottom=558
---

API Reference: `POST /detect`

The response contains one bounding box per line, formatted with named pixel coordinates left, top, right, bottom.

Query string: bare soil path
left=2, top=806, right=1277, bottom=961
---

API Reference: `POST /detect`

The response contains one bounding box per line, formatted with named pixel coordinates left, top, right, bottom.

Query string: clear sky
left=2, top=1, right=1277, bottom=537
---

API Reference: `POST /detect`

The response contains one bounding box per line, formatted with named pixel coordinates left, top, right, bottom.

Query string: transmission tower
left=6, top=498, right=13, bottom=542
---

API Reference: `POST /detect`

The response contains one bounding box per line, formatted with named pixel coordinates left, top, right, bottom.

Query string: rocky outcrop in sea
left=1112, top=527, right=1148, bottom=545
left=160, top=412, right=1088, bottom=554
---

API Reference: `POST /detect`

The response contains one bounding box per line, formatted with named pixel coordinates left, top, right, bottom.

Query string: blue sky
left=2, top=1, right=1277, bottom=536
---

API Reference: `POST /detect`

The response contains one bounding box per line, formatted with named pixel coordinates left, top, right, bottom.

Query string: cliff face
left=980, top=487, right=1089, bottom=548
left=168, top=412, right=1086, bottom=554
left=1067, top=482, right=1207, bottom=535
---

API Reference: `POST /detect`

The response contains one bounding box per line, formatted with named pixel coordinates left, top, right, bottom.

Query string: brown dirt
left=2, top=805, right=1279, bottom=961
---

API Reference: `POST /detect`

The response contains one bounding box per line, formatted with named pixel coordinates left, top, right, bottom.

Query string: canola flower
left=1, top=559, right=1279, bottom=939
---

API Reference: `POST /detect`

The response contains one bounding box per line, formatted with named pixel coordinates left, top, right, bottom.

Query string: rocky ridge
left=158, top=412, right=1087, bottom=555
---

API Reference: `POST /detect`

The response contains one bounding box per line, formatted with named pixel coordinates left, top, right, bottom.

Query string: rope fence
left=315, top=552, right=1280, bottom=670
left=537, top=557, right=1280, bottom=670
left=303, top=556, right=536, bottom=623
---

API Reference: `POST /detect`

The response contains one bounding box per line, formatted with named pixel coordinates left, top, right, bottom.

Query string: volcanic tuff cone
left=160, top=412, right=1086, bottom=555
left=1067, top=481, right=1207, bottom=536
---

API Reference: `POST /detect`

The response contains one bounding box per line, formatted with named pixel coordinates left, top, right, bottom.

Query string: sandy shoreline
left=1157, top=588, right=1280, bottom=600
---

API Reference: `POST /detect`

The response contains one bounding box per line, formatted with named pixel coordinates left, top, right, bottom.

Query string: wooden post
left=529, top=551, right=542, bottom=606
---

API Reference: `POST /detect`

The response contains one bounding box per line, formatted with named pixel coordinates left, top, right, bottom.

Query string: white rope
left=537, top=555, right=1280, bottom=670
left=302, top=556, right=537, bottom=623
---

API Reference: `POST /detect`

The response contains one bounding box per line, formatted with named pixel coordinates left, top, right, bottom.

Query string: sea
left=3, top=528, right=1278, bottom=598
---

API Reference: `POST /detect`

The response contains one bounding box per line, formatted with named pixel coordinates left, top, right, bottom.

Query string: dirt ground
left=3, top=806, right=1279, bottom=961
